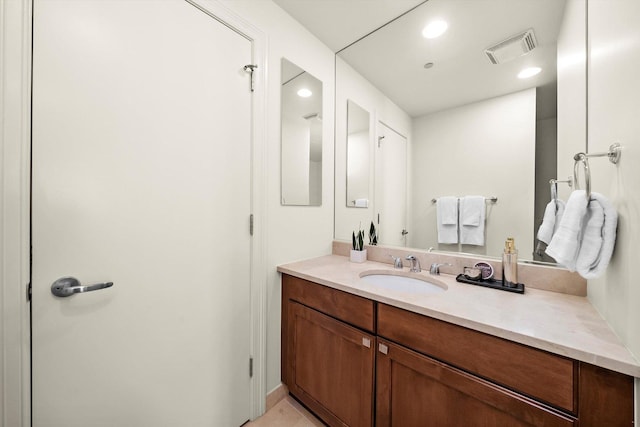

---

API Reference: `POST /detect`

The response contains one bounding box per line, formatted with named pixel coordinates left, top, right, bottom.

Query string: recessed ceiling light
left=422, top=20, right=448, bottom=39
left=297, top=88, right=312, bottom=98
left=424, top=62, right=435, bottom=69
left=518, top=67, right=542, bottom=79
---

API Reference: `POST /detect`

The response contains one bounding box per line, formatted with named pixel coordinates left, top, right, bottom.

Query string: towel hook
left=573, top=143, right=621, bottom=201
left=573, top=154, right=591, bottom=200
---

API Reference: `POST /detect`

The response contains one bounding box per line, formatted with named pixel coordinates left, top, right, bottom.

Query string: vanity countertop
left=278, top=254, right=640, bottom=377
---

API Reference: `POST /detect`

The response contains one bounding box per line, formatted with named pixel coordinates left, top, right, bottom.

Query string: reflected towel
left=460, top=196, right=485, bottom=246
left=354, top=198, right=369, bottom=208
left=436, top=197, right=458, bottom=244
left=536, top=199, right=566, bottom=245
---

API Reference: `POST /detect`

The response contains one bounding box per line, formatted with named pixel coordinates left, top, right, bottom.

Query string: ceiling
left=272, top=0, right=426, bottom=52
left=274, top=0, right=568, bottom=118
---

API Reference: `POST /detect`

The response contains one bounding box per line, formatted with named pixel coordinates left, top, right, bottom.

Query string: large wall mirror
left=281, top=58, right=323, bottom=206
left=334, top=0, right=587, bottom=263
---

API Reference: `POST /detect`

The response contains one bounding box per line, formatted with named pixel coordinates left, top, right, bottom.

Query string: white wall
left=557, top=0, right=587, bottom=201
left=410, top=89, right=537, bottom=257
left=218, top=0, right=336, bottom=395
left=334, top=57, right=412, bottom=242
left=586, top=0, right=640, bottom=416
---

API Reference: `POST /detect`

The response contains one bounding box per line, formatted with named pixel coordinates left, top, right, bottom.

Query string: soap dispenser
left=502, top=237, right=518, bottom=288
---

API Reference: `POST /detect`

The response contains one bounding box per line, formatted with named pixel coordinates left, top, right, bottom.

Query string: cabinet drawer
left=377, top=304, right=576, bottom=413
left=282, top=274, right=375, bottom=332
left=376, top=339, right=576, bottom=427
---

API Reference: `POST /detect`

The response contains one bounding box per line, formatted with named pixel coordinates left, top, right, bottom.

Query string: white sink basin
left=359, top=270, right=447, bottom=294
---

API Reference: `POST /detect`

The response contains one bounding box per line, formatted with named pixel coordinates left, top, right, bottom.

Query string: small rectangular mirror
left=346, top=100, right=370, bottom=208
left=281, top=58, right=323, bottom=206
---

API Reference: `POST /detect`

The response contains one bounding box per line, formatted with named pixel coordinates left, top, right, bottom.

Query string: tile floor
left=245, top=396, right=325, bottom=427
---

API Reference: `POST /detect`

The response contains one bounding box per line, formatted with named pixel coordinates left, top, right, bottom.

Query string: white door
left=375, top=122, right=408, bottom=247
left=31, top=1, right=253, bottom=426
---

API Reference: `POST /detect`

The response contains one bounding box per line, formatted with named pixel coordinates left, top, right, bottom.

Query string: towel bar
left=573, top=143, right=621, bottom=200
left=431, top=196, right=498, bottom=204
left=549, top=177, right=572, bottom=202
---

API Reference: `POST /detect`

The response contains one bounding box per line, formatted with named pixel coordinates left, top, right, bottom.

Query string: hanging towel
left=536, top=199, right=566, bottom=245
left=354, top=198, right=369, bottom=208
left=460, top=196, right=486, bottom=246
left=436, top=197, right=458, bottom=244
left=575, top=192, right=618, bottom=279
left=545, top=191, right=589, bottom=270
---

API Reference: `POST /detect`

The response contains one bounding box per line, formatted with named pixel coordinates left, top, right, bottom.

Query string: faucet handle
left=389, top=255, right=403, bottom=269
left=429, top=263, right=452, bottom=275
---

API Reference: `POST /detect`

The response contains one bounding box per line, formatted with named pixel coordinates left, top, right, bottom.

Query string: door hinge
left=243, top=64, right=258, bottom=92
left=249, top=357, right=254, bottom=378
left=249, top=214, right=254, bottom=236
left=378, top=135, right=385, bottom=148
left=27, top=282, right=32, bottom=302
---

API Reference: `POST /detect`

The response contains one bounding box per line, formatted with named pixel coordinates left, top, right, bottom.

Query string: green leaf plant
left=352, top=228, right=365, bottom=251
left=369, top=221, right=378, bottom=246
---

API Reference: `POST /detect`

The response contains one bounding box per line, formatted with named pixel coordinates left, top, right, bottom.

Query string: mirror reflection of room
left=346, top=100, right=370, bottom=209
left=335, top=0, right=586, bottom=263
left=281, top=58, right=323, bottom=206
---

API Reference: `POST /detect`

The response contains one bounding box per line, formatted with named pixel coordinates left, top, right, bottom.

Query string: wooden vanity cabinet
left=282, top=275, right=376, bottom=427
left=376, top=339, right=576, bottom=427
left=377, top=303, right=577, bottom=413
left=376, top=304, right=634, bottom=427
left=281, top=274, right=635, bottom=426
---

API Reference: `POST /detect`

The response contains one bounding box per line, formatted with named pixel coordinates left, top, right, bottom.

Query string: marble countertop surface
left=278, top=254, right=640, bottom=377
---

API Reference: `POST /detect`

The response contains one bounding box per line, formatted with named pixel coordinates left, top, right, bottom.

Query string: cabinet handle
left=378, top=343, right=388, bottom=355
left=362, top=338, right=371, bottom=348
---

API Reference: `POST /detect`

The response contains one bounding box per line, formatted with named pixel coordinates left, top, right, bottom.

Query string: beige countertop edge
left=277, top=255, right=640, bottom=378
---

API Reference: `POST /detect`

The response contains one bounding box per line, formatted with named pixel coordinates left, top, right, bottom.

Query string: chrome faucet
left=430, top=263, right=452, bottom=275
left=406, top=255, right=421, bottom=273
left=390, top=255, right=403, bottom=269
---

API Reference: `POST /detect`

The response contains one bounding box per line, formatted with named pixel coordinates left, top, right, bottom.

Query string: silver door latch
left=51, top=277, right=114, bottom=297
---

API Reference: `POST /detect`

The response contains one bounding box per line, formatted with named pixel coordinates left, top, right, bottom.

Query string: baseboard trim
left=266, top=383, right=289, bottom=412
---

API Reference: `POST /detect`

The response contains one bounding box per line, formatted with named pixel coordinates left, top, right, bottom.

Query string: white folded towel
left=575, top=192, right=617, bottom=279
left=545, top=191, right=589, bottom=270
left=436, top=197, right=458, bottom=244
left=354, top=198, right=369, bottom=208
left=537, top=199, right=566, bottom=245
left=545, top=190, right=617, bottom=278
left=460, top=196, right=485, bottom=246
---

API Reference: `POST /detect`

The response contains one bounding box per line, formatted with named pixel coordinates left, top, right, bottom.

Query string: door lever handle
left=51, top=277, right=113, bottom=298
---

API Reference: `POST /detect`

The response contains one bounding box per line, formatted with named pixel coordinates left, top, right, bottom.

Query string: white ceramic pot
left=350, top=249, right=367, bottom=263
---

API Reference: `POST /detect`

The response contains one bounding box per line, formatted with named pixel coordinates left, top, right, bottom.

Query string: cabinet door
left=286, top=301, right=375, bottom=427
left=376, top=339, right=577, bottom=427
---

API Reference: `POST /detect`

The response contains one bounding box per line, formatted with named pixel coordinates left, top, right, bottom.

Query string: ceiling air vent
left=484, top=29, right=538, bottom=64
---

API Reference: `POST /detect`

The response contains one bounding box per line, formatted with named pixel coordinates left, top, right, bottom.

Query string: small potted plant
left=351, top=227, right=367, bottom=263
left=368, top=221, right=378, bottom=246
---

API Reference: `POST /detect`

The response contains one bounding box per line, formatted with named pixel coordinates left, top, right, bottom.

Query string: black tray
left=455, top=274, right=525, bottom=294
